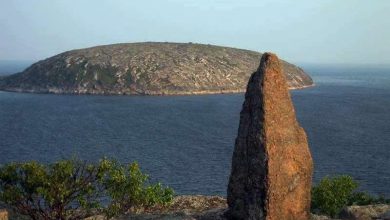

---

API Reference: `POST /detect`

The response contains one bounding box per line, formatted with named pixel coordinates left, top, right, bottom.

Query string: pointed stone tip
left=262, top=52, right=278, bottom=60
left=260, top=52, right=280, bottom=66
left=257, top=52, right=282, bottom=74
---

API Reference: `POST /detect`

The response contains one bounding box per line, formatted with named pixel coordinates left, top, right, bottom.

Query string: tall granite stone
left=226, top=53, right=313, bottom=220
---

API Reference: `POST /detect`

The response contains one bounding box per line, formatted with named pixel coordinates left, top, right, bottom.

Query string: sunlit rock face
left=227, top=53, right=313, bottom=220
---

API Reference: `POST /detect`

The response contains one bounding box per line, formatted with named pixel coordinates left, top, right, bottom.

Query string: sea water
left=0, top=64, right=389, bottom=196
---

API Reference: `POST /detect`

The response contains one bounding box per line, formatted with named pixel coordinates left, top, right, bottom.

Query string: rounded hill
left=0, top=42, right=313, bottom=95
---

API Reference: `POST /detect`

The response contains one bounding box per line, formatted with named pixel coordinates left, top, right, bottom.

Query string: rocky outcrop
left=226, top=53, right=313, bottom=219
left=84, top=196, right=390, bottom=220
left=339, top=204, right=390, bottom=220
left=84, top=195, right=228, bottom=220
left=0, top=209, right=7, bottom=220
left=0, top=42, right=313, bottom=95
left=3, top=195, right=390, bottom=220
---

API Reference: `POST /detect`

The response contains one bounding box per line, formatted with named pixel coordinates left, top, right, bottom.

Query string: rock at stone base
left=0, top=209, right=8, bottom=220
left=379, top=210, right=390, bottom=220
left=83, top=197, right=389, bottom=220
left=310, top=214, right=339, bottom=220
left=226, top=53, right=313, bottom=220
left=339, top=204, right=390, bottom=220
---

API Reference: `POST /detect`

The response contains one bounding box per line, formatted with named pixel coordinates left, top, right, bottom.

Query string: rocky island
left=0, top=42, right=313, bottom=95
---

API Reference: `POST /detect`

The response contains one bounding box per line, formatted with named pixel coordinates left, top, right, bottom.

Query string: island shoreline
left=0, top=84, right=315, bottom=97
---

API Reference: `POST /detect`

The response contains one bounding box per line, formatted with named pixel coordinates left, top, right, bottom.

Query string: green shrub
left=312, top=175, right=390, bottom=217
left=99, top=159, right=174, bottom=217
left=0, top=158, right=174, bottom=220
left=0, top=159, right=106, bottom=220
left=348, top=191, right=377, bottom=206
left=311, top=175, right=358, bottom=217
left=349, top=191, right=390, bottom=206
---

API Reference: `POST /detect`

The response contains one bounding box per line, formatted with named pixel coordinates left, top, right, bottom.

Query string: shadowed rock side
left=0, top=42, right=313, bottom=95
left=227, top=53, right=313, bottom=220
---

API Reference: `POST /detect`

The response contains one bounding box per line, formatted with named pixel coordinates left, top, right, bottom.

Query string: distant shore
left=0, top=84, right=315, bottom=96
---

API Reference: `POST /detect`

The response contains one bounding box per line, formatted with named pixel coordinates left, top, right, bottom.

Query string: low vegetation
left=1, top=158, right=389, bottom=219
left=311, top=175, right=390, bottom=218
left=0, top=158, right=173, bottom=220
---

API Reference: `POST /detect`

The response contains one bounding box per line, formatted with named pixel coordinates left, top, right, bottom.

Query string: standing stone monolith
left=226, top=53, right=313, bottom=220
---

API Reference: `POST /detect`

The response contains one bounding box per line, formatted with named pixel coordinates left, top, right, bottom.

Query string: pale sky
left=0, top=0, right=389, bottom=64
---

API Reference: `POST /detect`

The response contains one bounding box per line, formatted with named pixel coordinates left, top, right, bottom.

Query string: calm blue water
left=0, top=65, right=389, bottom=196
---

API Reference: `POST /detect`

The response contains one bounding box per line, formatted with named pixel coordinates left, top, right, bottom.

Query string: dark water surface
left=0, top=65, right=389, bottom=196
